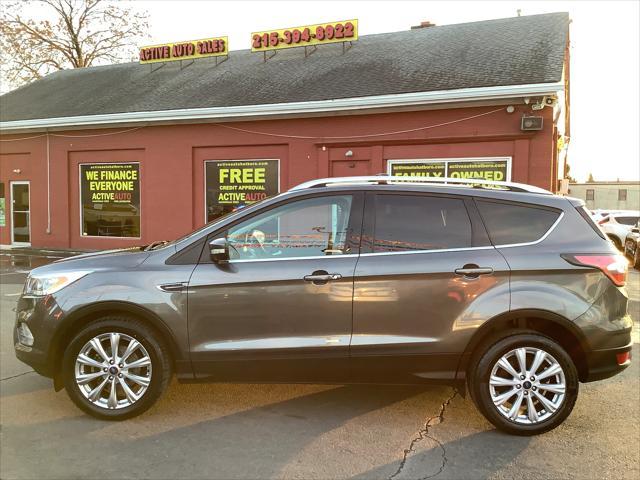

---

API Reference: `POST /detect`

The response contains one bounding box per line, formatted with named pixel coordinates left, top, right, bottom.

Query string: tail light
left=598, top=218, right=609, bottom=225
left=616, top=351, right=631, bottom=366
left=562, top=254, right=629, bottom=286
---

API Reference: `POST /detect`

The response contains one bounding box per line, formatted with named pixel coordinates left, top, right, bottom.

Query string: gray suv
left=14, top=176, right=632, bottom=435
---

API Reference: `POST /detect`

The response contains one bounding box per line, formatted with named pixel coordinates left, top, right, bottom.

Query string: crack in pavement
left=389, top=389, right=458, bottom=480
left=0, top=370, right=35, bottom=381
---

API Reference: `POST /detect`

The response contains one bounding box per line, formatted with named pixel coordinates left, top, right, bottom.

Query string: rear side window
left=372, top=194, right=472, bottom=252
left=616, top=216, right=640, bottom=226
left=476, top=200, right=560, bottom=245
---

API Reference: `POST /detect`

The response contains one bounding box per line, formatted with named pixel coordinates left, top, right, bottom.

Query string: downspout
left=46, top=130, right=51, bottom=234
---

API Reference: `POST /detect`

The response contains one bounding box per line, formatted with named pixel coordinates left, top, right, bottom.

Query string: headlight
left=23, top=271, right=91, bottom=296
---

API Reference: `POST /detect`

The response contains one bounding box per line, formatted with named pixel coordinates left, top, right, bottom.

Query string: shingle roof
left=0, top=12, right=568, bottom=122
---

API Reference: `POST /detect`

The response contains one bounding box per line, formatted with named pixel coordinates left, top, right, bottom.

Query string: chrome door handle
left=157, top=282, right=188, bottom=292
left=454, top=267, right=494, bottom=276
left=304, top=273, right=342, bottom=282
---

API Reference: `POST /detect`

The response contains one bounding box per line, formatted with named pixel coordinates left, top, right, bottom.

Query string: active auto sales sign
left=139, top=36, right=228, bottom=64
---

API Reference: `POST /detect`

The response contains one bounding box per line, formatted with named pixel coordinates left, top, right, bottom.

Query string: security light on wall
left=521, top=116, right=543, bottom=131
left=345, top=150, right=354, bottom=157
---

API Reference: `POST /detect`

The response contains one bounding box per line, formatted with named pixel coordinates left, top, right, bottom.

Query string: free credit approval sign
left=205, top=160, right=279, bottom=222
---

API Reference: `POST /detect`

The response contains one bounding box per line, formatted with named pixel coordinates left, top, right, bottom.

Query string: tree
left=587, top=172, right=595, bottom=183
left=0, top=0, right=148, bottom=91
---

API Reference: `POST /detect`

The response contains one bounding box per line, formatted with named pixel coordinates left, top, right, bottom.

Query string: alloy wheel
left=74, top=332, right=152, bottom=410
left=489, top=347, right=566, bottom=424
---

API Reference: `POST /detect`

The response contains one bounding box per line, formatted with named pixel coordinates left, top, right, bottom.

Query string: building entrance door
left=10, top=181, right=30, bottom=246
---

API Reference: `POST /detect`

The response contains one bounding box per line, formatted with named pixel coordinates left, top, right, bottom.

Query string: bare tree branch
left=0, top=0, right=149, bottom=91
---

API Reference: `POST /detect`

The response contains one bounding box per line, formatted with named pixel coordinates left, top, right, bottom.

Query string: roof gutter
left=0, top=81, right=564, bottom=133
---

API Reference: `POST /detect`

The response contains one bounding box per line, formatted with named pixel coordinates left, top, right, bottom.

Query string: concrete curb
left=0, top=246, right=90, bottom=257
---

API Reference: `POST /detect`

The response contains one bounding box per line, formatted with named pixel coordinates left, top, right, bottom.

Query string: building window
left=80, top=163, right=140, bottom=238
left=205, top=159, right=280, bottom=223
left=0, top=182, right=5, bottom=227
left=618, top=189, right=627, bottom=201
left=586, top=189, right=595, bottom=201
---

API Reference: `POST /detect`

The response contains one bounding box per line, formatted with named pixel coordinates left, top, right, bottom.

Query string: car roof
left=284, top=181, right=571, bottom=211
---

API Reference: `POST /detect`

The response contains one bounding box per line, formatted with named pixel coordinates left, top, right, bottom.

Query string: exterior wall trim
left=0, top=82, right=564, bottom=133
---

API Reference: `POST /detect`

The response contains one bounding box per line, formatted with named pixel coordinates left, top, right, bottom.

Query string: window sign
left=388, top=157, right=511, bottom=181
left=388, top=162, right=445, bottom=178
left=80, top=163, right=140, bottom=238
left=205, top=160, right=280, bottom=223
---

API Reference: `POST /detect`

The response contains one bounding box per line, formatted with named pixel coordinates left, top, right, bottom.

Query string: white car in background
left=589, top=209, right=625, bottom=223
left=598, top=211, right=640, bottom=250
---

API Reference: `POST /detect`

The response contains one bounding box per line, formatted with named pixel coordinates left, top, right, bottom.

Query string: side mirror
left=209, top=237, right=230, bottom=264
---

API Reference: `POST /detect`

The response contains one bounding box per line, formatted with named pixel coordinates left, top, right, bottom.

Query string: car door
left=188, top=192, right=363, bottom=382
left=350, top=191, right=510, bottom=384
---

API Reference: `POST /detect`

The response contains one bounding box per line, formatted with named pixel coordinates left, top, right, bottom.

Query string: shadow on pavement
left=1, top=383, right=428, bottom=479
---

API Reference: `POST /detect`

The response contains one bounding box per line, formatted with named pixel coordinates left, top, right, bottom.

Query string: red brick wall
left=0, top=105, right=556, bottom=249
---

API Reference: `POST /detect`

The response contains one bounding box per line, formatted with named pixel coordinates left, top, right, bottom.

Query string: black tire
left=634, top=246, right=640, bottom=270
left=62, top=315, right=172, bottom=420
left=608, top=235, right=623, bottom=251
left=469, top=333, right=579, bottom=436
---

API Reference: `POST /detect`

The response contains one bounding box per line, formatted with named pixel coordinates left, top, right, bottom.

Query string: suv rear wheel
left=62, top=316, right=172, bottom=420
left=470, top=333, right=579, bottom=435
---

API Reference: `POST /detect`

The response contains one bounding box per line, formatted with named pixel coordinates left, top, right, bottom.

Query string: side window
left=227, top=195, right=353, bottom=260
left=372, top=194, right=472, bottom=252
left=476, top=200, right=560, bottom=245
left=616, top=216, right=639, bottom=226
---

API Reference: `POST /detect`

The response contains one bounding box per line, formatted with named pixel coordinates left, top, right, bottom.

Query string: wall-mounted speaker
left=521, top=116, right=543, bottom=131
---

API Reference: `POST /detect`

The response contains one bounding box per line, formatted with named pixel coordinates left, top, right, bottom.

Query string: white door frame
left=10, top=180, right=31, bottom=246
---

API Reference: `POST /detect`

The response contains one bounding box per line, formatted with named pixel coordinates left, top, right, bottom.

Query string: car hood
left=30, top=247, right=151, bottom=276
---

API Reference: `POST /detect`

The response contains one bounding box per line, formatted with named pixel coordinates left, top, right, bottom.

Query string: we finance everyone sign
left=80, top=163, right=140, bottom=237
left=205, top=160, right=279, bottom=222
left=388, top=158, right=511, bottom=181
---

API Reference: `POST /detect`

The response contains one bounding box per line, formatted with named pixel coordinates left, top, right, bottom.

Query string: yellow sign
left=251, top=20, right=358, bottom=52
left=139, top=37, right=228, bottom=64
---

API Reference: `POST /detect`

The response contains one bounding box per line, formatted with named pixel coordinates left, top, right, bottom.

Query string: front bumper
left=13, top=294, right=61, bottom=378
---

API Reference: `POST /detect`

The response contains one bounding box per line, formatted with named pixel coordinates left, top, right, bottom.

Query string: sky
left=9, top=0, right=640, bottom=182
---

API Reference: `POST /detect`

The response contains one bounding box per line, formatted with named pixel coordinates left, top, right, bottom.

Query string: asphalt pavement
left=1, top=251, right=638, bottom=479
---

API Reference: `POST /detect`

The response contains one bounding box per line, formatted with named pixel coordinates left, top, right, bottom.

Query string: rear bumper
left=583, top=339, right=633, bottom=382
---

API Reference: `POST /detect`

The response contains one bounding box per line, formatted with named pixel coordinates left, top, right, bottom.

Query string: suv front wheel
left=470, top=333, right=579, bottom=435
left=62, top=316, right=172, bottom=420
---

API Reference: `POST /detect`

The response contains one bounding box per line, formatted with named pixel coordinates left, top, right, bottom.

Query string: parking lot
left=1, top=251, right=638, bottom=480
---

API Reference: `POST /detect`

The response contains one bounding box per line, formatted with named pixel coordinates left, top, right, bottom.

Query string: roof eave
left=0, top=81, right=564, bottom=133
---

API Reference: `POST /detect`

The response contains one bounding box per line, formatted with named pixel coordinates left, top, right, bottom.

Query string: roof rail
left=289, top=176, right=552, bottom=194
